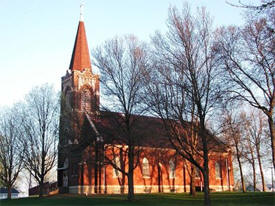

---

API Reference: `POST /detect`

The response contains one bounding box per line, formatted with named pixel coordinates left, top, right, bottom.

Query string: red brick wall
left=71, top=146, right=234, bottom=194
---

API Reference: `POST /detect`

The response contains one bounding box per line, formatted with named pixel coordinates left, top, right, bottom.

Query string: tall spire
left=69, top=10, right=91, bottom=71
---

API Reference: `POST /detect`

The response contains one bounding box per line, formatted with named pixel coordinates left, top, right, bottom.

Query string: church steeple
left=69, top=18, right=91, bottom=71
left=62, top=3, right=100, bottom=114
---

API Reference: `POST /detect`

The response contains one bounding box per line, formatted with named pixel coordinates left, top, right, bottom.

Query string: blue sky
left=0, top=0, right=249, bottom=106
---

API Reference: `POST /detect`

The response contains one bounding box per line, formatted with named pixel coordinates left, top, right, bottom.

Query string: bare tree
left=145, top=5, right=226, bottom=206
left=221, top=109, right=247, bottom=192
left=241, top=114, right=257, bottom=191
left=93, top=36, right=149, bottom=201
left=226, top=0, right=275, bottom=11
left=0, top=107, right=25, bottom=199
left=21, top=84, right=59, bottom=197
left=0, top=163, right=2, bottom=187
left=243, top=130, right=257, bottom=191
left=215, top=13, right=275, bottom=170
left=247, top=110, right=268, bottom=191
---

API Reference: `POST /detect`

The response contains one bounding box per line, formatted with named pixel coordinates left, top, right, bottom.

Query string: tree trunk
left=268, top=116, right=275, bottom=171
left=248, top=140, right=256, bottom=191
left=120, top=148, right=125, bottom=194
left=256, top=144, right=265, bottom=191
left=98, top=162, right=102, bottom=194
left=120, top=174, right=125, bottom=194
left=127, top=145, right=134, bottom=201
left=200, top=121, right=211, bottom=206
left=183, top=166, right=186, bottom=193
left=190, top=165, right=196, bottom=196
left=39, top=180, right=44, bottom=197
left=40, top=132, right=45, bottom=197
left=189, top=118, right=196, bottom=196
left=236, top=148, right=246, bottom=192
left=203, top=158, right=211, bottom=206
left=252, top=160, right=256, bottom=192
left=7, top=185, right=11, bottom=200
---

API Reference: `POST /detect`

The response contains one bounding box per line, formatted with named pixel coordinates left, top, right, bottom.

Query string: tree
left=243, top=125, right=257, bottom=192
left=221, top=109, right=247, bottom=192
left=93, top=36, right=149, bottom=200
left=0, top=107, right=25, bottom=199
left=227, top=0, right=275, bottom=11
left=145, top=5, right=226, bottom=206
left=215, top=13, right=275, bottom=170
left=246, top=110, right=268, bottom=191
left=21, top=84, right=59, bottom=197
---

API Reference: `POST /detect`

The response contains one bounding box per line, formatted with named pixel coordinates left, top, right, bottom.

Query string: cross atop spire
left=80, top=0, right=84, bottom=22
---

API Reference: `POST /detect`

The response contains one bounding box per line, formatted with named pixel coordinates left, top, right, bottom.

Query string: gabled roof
left=69, top=21, right=91, bottom=71
left=91, top=111, right=170, bottom=148
left=86, top=111, right=228, bottom=152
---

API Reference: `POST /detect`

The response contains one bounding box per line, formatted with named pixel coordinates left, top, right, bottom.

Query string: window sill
left=143, top=176, right=151, bottom=179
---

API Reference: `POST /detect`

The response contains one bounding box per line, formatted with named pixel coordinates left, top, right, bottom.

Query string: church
left=57, top=16, right=234, bottom=195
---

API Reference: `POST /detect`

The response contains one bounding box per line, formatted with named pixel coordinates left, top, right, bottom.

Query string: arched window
left=142, top=158, right=150, bottom=178
left=63, top=158, right=68, bottom=169
left=62, top=158, right=69, bottom=187
left=81, top=89, right=91, bottom=111
left=64, top=87, right=72, bottom=108
left=169, top=159, right=176, bottom=178
left=215, top=162, right=221, bottom=179
left=113, top=156, right=121, bottom=178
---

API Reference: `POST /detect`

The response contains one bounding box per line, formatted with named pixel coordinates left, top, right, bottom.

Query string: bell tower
left=61, top=17, right=100, bottom=114
left=58, top=5, right=100, bottom=192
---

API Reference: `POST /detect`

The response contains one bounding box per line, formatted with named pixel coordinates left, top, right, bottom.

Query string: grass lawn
left=1, top=192, right=274, bottom=206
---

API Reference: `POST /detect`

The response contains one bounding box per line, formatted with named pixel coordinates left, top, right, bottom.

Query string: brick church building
left=57, top=17, right=234, bottom=195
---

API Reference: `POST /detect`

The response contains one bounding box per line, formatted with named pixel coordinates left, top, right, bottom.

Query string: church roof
left=69, top=21, right=91, bottom=71
left=86, top=111, right=228, bottom=152
left=92, top=111, right=170, bottom=148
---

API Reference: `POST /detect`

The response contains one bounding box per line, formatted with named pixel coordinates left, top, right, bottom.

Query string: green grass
left=1, top=192, right=274, bottom=206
